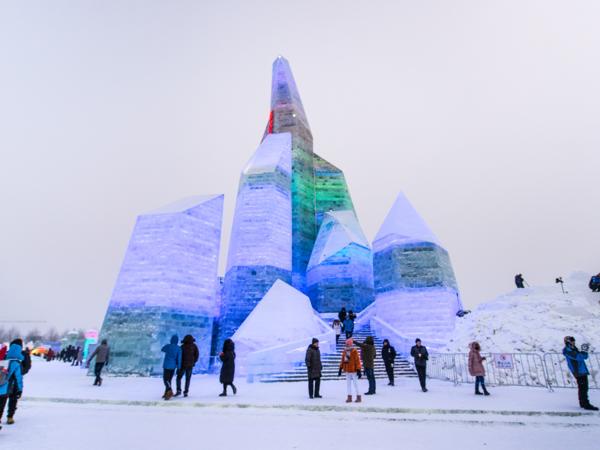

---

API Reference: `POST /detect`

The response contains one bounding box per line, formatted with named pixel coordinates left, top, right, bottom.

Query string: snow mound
left=445, top=272, right=600, bottom=353
left=232, top=280, right=328, bottom=355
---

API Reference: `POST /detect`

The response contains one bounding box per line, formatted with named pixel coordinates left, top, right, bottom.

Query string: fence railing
left=427, top=353, right=570, bottom=391
left=543, top=352, right=600, bottom=389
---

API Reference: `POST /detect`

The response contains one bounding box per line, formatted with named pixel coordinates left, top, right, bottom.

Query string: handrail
left=369, top=316, right=415, bottom=356
left=243, top=312, right=336, bottom=382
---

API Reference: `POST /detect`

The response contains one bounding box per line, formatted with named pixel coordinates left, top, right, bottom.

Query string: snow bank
left=445, top=272, right=600, bottom=353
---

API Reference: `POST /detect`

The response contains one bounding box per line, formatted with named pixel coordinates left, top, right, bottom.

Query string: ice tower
left=97, top=195, right=224, bottom=375
left=217, top=57, right=365, bottom=348
left=373, top=193, right=461, bottom=344
left=307, top=211, right=374, bottom=312
left=217, top=133, right=293, bottom=350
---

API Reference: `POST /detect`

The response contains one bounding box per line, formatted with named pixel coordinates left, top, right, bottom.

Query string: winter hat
left=345, top=338, right=353, bottom=347
left=312, top=338, right=319, bottom=344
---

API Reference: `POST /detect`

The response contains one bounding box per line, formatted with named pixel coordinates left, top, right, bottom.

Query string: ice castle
left=97, top=57, right=462, bottom=375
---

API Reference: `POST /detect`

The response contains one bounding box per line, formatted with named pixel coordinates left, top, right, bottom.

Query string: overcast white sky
left=1, top=1, right=599, bottom=332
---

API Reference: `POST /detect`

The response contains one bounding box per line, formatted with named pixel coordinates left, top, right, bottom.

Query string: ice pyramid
left=373, top=192, right=440, bottom=252
left=232, top=280, right=328, bottom=356
left=97, top=195, right=224, bottom=375
left=307, top=211, right=374, bottom=312
left=373, top=192, right=461, bottom=344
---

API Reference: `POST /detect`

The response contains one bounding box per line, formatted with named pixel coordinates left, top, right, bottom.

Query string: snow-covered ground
left=446, top=272, right=600, bottom=353
left=1, top=361, right=598, bottom=449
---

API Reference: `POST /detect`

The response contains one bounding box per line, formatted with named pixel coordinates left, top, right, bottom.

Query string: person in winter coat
left=0, top=346, right=6, bottom=361
left=87, top=339, right=110, bottom=386
left=219, top=339, right=236, bottom=396
left=381, top=339, right=397, bottom=386
left=563, top=336, right=598, bottom=410
left=338, top=338, right=362, bottom=403
left=175, top=335, right=199, bottom=397
left=356, top=336, right=377, bottom=395
left=305, top=338, right=323, bottom=399
left=161, top=335, right=181, bottom=400
left=515, top=274, right=525, bottom=289
left=338, top=307, right=347, bottom=324
left=342, top=317, right=354, bottom=339
left=0, top=340, right=24, bottom=427
left=332, top=320, right=342, bottom=344
left=589, top=274, right=600, bottom=292
left=410, top=338, right=429, bottom=392
left=468, top=342, right=490, bottom=396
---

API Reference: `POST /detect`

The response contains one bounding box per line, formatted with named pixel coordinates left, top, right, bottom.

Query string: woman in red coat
left=468, top=342, right=490, bottom=396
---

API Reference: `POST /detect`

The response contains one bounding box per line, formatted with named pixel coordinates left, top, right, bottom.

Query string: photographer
left=562, top=336, right=598, bottom=411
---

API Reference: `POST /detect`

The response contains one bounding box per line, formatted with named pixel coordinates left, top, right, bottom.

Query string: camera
left=581, top=343, right=590, bottom=352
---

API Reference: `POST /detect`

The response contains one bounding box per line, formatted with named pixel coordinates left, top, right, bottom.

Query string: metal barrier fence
left=543, top=352, right=600, bottom=389
left=428, top=353, right=555, bottom=391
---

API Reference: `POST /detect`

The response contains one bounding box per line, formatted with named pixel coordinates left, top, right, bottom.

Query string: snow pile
left=232, top=280, right=329, bottom=356
left=445, top=272, right=600, bottom=353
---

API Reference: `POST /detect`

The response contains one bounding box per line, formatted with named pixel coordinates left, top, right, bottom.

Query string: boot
left=475, top=390, right=483, bottom=395
left=355, top=395, right=362, bottom=403
left=483, top=388, right=490, bottom=396
left=7, top=417, right=14, bottom=425
left=232, top=384, right=237, bottom=395
left=583, top=404, right=599, bottom=411
left=219, top=392, right=227, bottom=397
left=164, top=389, right=173, bottom=400
left=174, top=390, right=182, bottom=397
left=345, top=395, right=352, bottom=403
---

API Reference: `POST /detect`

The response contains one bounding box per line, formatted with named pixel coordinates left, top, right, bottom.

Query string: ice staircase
left=258, top=322, right=416, bottom=383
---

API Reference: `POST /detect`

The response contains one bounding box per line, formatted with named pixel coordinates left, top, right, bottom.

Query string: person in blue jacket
left=161, top=335, right=181, bottom=400
left=563, top=336, right=598, bottom=411
left=0, top=340, right=24, bottom=428
left=343, top=317, right=355, bottom=339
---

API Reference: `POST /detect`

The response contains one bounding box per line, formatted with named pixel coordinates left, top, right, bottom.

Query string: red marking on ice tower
left=267, top=110, right=274, bottom=134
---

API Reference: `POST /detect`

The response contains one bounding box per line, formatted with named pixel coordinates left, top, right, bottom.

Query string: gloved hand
left=357, top=370, right=362, bottom=379
left=338, top=368, right=342, bottom=377
left=390, top=364, right=394, bottom=368
left=16, top=391, right=22, bottom=399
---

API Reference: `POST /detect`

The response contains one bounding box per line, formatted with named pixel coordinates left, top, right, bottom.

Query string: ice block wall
left=373, top=193, right=462, bottom=343
left=307, top=211, right=374, bottom=312
left=97, top=195, right=224, bottom=375
left=313, top=154, right=355, bottom=228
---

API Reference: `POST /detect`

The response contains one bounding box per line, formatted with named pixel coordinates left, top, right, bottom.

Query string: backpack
left=0, top=361, right=9, bottom=386
left=21, top=352, right=31, bottom=375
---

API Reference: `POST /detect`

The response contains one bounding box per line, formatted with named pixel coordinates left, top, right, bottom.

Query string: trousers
left=308, top=377, right=321, bottom=398
left=346, top=373, right=359, bottom=395
left=176, top=367, right=193, bottom=394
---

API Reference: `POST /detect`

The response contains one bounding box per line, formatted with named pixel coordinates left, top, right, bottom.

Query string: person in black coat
left=338, top=307, right=347, bottom=324
left=381, top=339, right=397, bottom=386
left=305, top=338, right=323, bottom=399
left=410, top=338, right=429, bottom=392
left=219, top=339, right=236, bottom=397
left=515, top=274, right=525, bottom=289
left=176, top=335, right=199, bottom=397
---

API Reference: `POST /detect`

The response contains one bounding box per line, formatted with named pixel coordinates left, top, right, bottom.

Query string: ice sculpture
left=313, top=154, right=355, bottom=228
left=269, top=56, right=316, bottom=292
left=216, top=133, right=293, bottom=350
left=97, top=195, right=224, bottom=375
left=232, top=280, right=329, bottom=357
left=307, top=211, right=374, bottom=312
left=373, top=193, right=462, bottom=343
